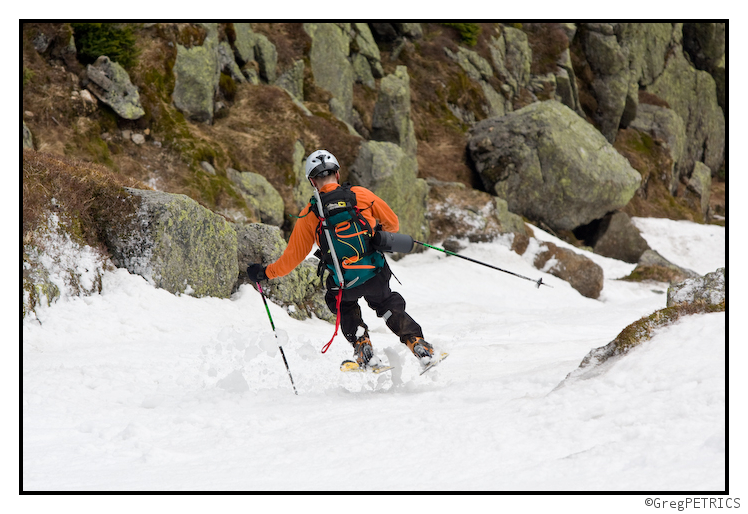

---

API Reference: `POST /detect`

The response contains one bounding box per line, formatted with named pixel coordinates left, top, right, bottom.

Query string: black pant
left=325, top=263, right=423, bottom=345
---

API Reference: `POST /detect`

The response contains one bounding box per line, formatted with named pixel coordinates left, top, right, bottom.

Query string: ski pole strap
left=321, top=288, right=343, bottom=353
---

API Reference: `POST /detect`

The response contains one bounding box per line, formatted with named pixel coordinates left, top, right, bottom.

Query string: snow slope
left=22, top=218, right=727, bottom=494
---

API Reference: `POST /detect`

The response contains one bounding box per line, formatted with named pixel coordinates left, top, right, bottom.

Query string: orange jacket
left=265, top=183, right=400, bottom=280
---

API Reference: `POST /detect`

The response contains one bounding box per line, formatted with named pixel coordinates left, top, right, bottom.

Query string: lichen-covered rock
left=276, top=60, right=305, bottom=101
left=445, top=47, right=505, bottom=118
left=686, top=161, right=712, bottom=221
left=628, top=103, right=687, bottom=193
left=253, top=33, right=278, bottom=83
left=105, top=188, right=238, bottom=298
left=625, top=249, right=700, bottom=284
left=232, top=23, right=255, bottom=64
left=291, top=140, right=314, bottom=212
left=304, top=23, right=354, bottom=124
left=533, top=241, right=604, bottom=299
left=645, top=49, right=725, bottom=178
left=591, top=211, right=650, bottom=264
left=86, top=56, right=145, bottom=120
left=667, top=267, right=725, bottom=308
left=468, top=100, right=641, bottom=232
left=350, top=141, right=429, bottom=244
left=227, top=168, right=284, bottom=227
left=234, top=223, right=333, bottom=322
left=172, top=24, right=220, bottom=123
left=371, top=65, right=417, bottom=157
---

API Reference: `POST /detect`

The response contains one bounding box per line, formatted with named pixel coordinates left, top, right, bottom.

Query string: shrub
left=71, top=23, right=140, bottom=69
left=440, top=23, right=481, bottom=46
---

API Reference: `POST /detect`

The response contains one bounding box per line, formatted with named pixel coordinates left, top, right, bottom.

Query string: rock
left=253, top=33, right=278, bottom=83
left=276, top=60, right=305, bottom=101
left=23, top=121, right=33, bottom=149
left=371, top=65, right=417, bottom=158
left=629, top=249, right=700, bottom=284
left=683, top=23, right=725, bottom=74
left=667, top=267, right=725, bottom=307
left=131, top=133, right=145, bottom=145
left=350, top=141, right=429, bottom=244
left=628, top=103, right=687, bottom=193
left=232, top=23, right=255, bottom=64
left=468, top=100, right=641, bottom=232
left=200, top=161, right=216, bottom=175
left=227, top=168, right=284, bottom=227
left=590, top=211, right=650, bottom=263
left=172, top=24, right=220, bottom=123
left=217, top=41, right=246, bottom=83
left=686, top=161, right=712, bottom=220
left=646, top=49, right=725, bottom=179
left=85, top=56, right=145, bottom=120
left=304, top=23, right=354, bottom=124
left=291, top=140, right=314, bottom=212
left=352, top=23, right=383, bottom=79
left=445, top=46, right=505, bottom=118
left=234, top=223, right=333, bottom=322
left=427, top=179, right=528, bottom=243
left=104, top=188, right=238, bottom=298
left=533, top=241, right=604, bottom=299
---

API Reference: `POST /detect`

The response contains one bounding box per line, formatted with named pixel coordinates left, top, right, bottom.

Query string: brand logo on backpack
left=312, top=184, right=385, bottom=289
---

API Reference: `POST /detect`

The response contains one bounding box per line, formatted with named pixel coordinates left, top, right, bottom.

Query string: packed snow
left=22, top=217, right=729, bottom=499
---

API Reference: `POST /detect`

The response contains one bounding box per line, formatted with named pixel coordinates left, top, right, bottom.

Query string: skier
left=246, top=149, right=434, bottom=370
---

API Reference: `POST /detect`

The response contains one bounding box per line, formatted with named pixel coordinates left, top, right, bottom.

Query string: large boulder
left=350, top=141, right=429, bottom=244
left=468, top=100, right=641, bottom=232
left=645, top=49, right=725, bottom=178
left=85, top=56, right=145, bottom=120
left=172, top=24, right=221, bottom=123
left=104, top=188, right=238, bottom=298
left=371, top=65, right=417, bottom=157
left=667, top=267, right=725, bottom=308
left=590, top=211, right=650, bottom=264
left=234, top=223, right=332, bottom=322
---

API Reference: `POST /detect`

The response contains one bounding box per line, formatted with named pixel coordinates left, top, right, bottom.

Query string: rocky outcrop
left=304, top=23, right=354, bottom=125
left=234, top=223, right=332, bottom=322
left=468, top=100, right=641, bottom=232
left=371, top=65, right=417, bottom=157
left=172, top=24, right=221, bottom=123
left=85, top=56, right=145, bottom=120
left=104, top=188, right=238, bottom=298
left=628, top=103, right=687, bottom=193
left=350, top=141, right=429, bottom=244
left=227, top=168, right=285, bottom=227
left=446, top=46, right=506, bottom=118
left=427, top=179, right=527, bottom=243
left=667, top=267, right=725, bottom=308
left=533, top=242, right=604, bottom=299
left=645, top=49, right=725, bottom=178
left=626, top=249, right=699, bottom=284
left=590, top=211, right=650, bottom=264
left=685, top=161, right=712, bottom=221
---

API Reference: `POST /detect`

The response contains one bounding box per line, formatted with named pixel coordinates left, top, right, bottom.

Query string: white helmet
left=305, top=149, right=340, bottom=180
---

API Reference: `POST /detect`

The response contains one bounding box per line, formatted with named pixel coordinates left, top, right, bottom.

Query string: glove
left=247, top=263, right=267, bottom=283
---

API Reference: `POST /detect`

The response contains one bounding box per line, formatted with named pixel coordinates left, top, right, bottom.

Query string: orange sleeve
left=264, top=205, right=318, bottom=280
left=352, top=186, right=399, bottom=233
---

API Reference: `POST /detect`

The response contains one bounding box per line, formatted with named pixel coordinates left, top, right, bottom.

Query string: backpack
left=311, top=184, right=385, bottom=289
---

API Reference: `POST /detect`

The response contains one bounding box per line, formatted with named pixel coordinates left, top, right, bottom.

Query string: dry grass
left=23, top=150, right=143, bottom=246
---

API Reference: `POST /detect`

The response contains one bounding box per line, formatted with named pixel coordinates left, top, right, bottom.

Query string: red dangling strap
left=321, top=288, right=343, bottom=353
